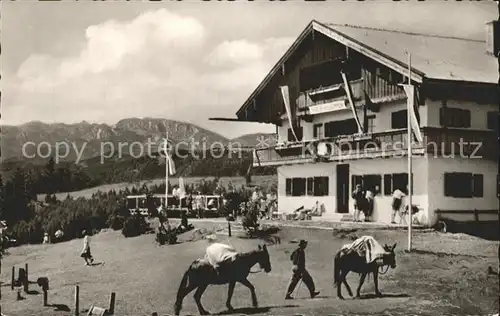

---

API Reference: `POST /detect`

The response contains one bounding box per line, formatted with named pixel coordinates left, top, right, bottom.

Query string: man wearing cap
left=285, top=240, right=320, bottom=300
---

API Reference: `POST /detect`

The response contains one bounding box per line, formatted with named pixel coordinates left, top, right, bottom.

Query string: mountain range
left=1, top=118, right=274, bottom=163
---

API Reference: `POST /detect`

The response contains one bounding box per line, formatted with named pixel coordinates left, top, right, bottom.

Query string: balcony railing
left=297, top=79, right=364, bottom=110
left=253, top=128, right=498, bottom=166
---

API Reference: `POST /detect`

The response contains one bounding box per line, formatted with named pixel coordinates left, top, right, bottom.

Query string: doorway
left=336, top=164, right=350, bottom=213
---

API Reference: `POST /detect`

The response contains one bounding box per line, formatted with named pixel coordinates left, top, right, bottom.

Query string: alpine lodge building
left=221, top=21, right=499, bottom=227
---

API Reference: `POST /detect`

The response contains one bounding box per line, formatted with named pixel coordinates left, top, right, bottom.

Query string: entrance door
left=336, top=164, right=350, bottom=213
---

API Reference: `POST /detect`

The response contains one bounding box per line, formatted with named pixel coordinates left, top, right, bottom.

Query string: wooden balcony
left=253, top=128, right=498, bottom=167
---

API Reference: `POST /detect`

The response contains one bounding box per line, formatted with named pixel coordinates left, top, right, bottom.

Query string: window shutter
left=462, top=109, right=471, bottom=128
left=444, top=173, right=452, bottom=197
left=472, top=174, right=483, bottom=198
left=439, top=108, right=446, bottom=127
left=383, top=174, right=392, bottom=195
left=286, top=178, right=292, bottom=196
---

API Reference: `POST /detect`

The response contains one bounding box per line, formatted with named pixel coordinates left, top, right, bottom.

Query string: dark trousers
left=286, top=267, right=316, bottom=297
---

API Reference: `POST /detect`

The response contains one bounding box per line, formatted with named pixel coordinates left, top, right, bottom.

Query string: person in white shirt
left=391, top=188, right=406, bottom=224
left=365, top=189, right=374, bottom=222
left=80, top=230, right=94, bottom=266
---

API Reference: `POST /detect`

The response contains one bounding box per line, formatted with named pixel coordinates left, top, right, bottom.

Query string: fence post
left=227, top=220, right=232, bottom=237
left=74, top=285, right=79, bottom=316
left=25, top=263, right=28, bottom=282
left=11, top=266, right=15, bottom=290
left=108, top=292, right=116, bottom=314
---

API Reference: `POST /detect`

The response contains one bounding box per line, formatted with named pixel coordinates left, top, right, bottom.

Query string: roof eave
left=235, top=19, right=427, bottom=118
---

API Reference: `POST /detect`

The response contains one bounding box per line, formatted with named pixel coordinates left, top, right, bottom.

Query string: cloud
left=5, top=9, right=293, bottom=137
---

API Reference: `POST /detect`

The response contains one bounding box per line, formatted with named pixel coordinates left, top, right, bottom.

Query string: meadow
left=1, top=220, right=498, bottom=316
left=37, top=175, right=277, bottom=200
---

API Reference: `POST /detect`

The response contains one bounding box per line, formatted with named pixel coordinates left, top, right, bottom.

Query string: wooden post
left=74, top=285, right=79, bottom=316
left=227, top=220, right=232, bottom=237
left=24, top=263, right=29, bottom=293
left=43, top=289, right=48, bottom=306
left=11, top=266, right=15, bottom=290
left=108, top=292, right=116, bottom=314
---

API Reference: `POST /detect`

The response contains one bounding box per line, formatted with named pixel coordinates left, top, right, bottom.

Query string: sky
left=1, top=0, right=496, bottom=138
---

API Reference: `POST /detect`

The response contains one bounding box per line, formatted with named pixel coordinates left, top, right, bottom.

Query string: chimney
left=485, top=20, right=500, bottom=56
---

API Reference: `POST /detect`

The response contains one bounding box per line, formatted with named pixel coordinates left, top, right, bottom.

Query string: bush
left=121, top=215, right=150, bottom=238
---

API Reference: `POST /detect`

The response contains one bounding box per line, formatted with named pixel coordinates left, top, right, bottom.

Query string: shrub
left=121, top=214, right=150, bottom=238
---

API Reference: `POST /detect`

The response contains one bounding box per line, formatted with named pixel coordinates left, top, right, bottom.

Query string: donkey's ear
left=262, top=244, right=267, bottom=251
left=392, top=243, right=397, bottom=250
left=258, top=245, right=262, bottom=250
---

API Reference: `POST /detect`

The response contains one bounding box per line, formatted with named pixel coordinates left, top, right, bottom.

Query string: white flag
left=400, top=84, right=423, bottom=143
left=341, top=72, right=364, bottom=134
left=166, top=153, right=176, bottom=175
left=280, top=85, right=299, bottom=142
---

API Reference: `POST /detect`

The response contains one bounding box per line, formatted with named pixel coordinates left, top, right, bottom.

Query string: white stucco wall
left=426, top=156, right=498, bottom=225
left=277, top=156, right=429, bottom=224
left=426, top=100, right=498, bottom=130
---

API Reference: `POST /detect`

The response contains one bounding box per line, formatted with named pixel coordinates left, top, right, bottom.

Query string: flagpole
left=407, top=53, right=413, bottom=252
left=165, top=132, right=169, bottom=210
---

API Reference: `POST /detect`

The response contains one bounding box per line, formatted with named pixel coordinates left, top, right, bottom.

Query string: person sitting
left=177, top=211, right=194, bottom=233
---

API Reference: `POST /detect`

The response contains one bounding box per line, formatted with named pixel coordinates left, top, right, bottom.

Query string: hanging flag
left=280, top=85, right=299, bottom=142
left=341, top=72, right=364, bottom=134
left=166, top=152, right=176, bottom=175
left=400, top=84, right=423, bottom=143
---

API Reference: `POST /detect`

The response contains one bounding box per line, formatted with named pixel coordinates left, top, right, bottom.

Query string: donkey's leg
left=239, top=279, right=258, bottom=308
left=337, top=270, right=348, bottom=300
left=355, top=273, right=367, bottom=298
left=174, top=285, right=198, bottom=315
left=226, top=281, right=236, bottom=311
left=342, top=271, right=353, bottom=297
left=373, top=268, right=382, bottom=297
left=193, top=285, right=210, bottom=315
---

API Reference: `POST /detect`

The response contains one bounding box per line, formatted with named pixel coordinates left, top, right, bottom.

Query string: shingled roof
left=324, top=23, right=497, bottom=84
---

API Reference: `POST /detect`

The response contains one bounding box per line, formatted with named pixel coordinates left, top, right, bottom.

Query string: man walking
left=285, top=240, right=320, bottom=300
left=80, top=230, right=94, bottom=266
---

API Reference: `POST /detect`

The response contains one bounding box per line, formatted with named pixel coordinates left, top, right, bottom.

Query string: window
left=292, top=178, right=306, bottom=196
left=286, top=179, right=292, bottom=196
left=487, top=111, right=498, bottom=131
left=363, top=174, right=382, bottom=193
left=384, top=173, right=413, bottom=195
left=366, top=116, right=376, bottom=133
left=391, top=110, right=407, bottom=129
left=351, top=175, right=363, bottom=192
left=444, top=172, right=483, bottom=198
left=439, top=108, right=471, bottom=128
left=287, top=126, right=303, bottom=142
left=313, top=124, right=324, bottom=139
left=325, top=118, right=358, bottom=138
left=299, top=60, right=358, bottom=92
left=313, top=177, right=329, bottom=196
left=307, top=177, right=314, bottom=195
left=286, top=176, right=329, bottom=197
